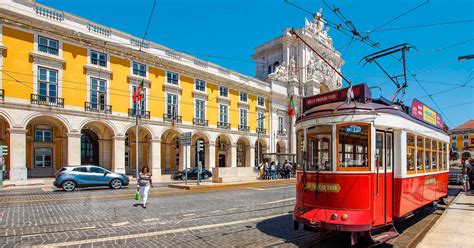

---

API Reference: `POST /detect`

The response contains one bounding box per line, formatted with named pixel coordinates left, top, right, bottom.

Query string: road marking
left=262, top=185, right=295, bottom=190
left=111, top=221, right=129, bottom=227
left=21, top=225, right=96, bottom=238
left=183, top=213, right=195, bottom=217
left=263, top=197, right=296, bottom=205
left=243, top=187, right=266, bottom=191
left=143, top=218, right=160, bottom=222
left=229, top=208, right=237, bottom=211
left=210, top=210, right=221, bottom=213
left=31, top=213, right=289, bottom=248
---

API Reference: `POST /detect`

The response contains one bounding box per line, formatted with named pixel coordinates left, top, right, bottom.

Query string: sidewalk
left=169, top=178, right=296, bottom=190
left=417, top=192, right=474, bottom=248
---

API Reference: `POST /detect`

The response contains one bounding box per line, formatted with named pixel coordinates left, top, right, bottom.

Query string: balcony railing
left=128, top=108, right=150, bottom=119
left=193, top=118, right=208, bottom=126
left=238, top=125, right=249, bottom=132
left=0, top=89, right=4, bottom=101
left=30, top=94, right=64, bottom=108
left=218, top=122, right=230, bottom=129
left=257, top=128, right=266, bottom=134
left=85, top=102, right=112, bottom=114
left=163, top=114, right=182, bottom=123
left=277, top=129, right=287, bottom=136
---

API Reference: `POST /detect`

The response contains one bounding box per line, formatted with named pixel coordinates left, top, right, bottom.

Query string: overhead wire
left=374, top=19, right=474, bottom=32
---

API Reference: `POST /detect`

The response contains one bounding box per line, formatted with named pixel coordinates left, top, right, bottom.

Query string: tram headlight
left=341, top=214, right=349, bottom=221
left=330, top=213, right=338, bottom=220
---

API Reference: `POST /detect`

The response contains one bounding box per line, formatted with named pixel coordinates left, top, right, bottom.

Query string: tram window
left=337, top=123, right=369, bottom=170
left=407, top=133, right=416, bottom=174
left=416, top=136, right=424, bottom=173
left=386, top=133, right=393, bottom=170
left=425, top=138, right=432, bottom=172
left=307, top=125, right=332, bottom=171
left=438, top=141, right=443, bottom=171
left=296, top=130, right=304, bottom=170
left=376, top=132, right=384, bottom=169
left=432, top=141, right=438, bottom=171
left=444, top=143, right=448, bottom=170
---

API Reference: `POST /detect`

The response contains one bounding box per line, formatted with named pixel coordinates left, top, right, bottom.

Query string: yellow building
left=0, top=1, right=280, bottom=181
left=449, top=120, right=474, bottom=161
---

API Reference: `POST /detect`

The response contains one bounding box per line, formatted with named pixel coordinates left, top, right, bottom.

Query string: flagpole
left=135, top=94, right=140, bottom=183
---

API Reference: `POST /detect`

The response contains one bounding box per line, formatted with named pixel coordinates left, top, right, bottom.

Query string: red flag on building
left=133, top=80, right=144, bottom=103
left=288, top=95, right=295, bottom=117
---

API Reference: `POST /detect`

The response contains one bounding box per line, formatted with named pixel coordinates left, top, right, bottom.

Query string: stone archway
left=191, top=132, right=210, bottom=169
left=80, top=121, right=115, bottom=170
left=216, top=135, right=232, bottom=167
left=125, top=126, right=152, bottom=175
left=25, top=115, right=69, bottom=177
left=161, top=129, right=181, bottom=174
left=236, top=137, right=250, bottom=167
left=255, top=139, right=268, bottom=166
left=0, top=115, right=10, bottom=178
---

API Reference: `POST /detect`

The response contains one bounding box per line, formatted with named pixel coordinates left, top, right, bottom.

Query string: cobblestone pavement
left=0, top=183, right=327, bottom=248
left=0, top=183, right=461, bottom=248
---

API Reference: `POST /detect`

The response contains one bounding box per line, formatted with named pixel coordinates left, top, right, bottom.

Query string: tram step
left=369, top=224, right=399, bottom=244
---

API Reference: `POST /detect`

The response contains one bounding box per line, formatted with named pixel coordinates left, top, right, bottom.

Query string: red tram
left=292, top=83, right=449, bottom=244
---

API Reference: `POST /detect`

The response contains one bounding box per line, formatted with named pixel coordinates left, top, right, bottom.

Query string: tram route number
left=304, top=183, right=341, bottom=193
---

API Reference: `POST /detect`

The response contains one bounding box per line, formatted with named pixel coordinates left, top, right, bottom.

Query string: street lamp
left=458, top=54, right=474, bottom=62
left=256, top=115, right=265, bottom=168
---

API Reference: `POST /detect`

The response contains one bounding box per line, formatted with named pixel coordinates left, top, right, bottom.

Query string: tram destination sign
left=411, top=99, right=443, bottom=129
left=302, top=83, right=371, bottom=112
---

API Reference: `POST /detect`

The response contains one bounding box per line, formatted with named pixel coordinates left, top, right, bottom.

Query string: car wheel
left=110, top=178, right=123, bottom=189
left=181, top=175, right=187, bottom=181
left=62, top=180, right=76, bottom=192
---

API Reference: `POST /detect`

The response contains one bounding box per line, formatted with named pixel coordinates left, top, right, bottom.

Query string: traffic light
left=196, top=140, right=204, bottom=153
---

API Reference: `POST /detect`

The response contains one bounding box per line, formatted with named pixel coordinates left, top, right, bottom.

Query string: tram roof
left=298, top=83, right=448, bottom=134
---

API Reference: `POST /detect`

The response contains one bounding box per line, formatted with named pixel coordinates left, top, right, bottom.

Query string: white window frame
left=34, top=33, right=63, bottom=57
left=278, top=116, right=285, bottom=131
left=166, top=93, right=178, bottom=117
left=257, top=112, right=265, bottom=129
left=90, top=77, right=107, bottom=105
left=89, top=50, right=108, bottom=68
left=195, top=99, right=206, bottom=121
left=257, top=96, right=265, bottom=107
left=34, top=125, right=53, bottom=142
left=240, top=108, right=248, bottom=126
left=195, top=79, right=206, bottom=92
left=219, top=86, right=229, bottom=98
left=37, top=66, right=58, bottom=98
left=131, top=61, right=147, bottom=78
left=37, top=35, right=59, bottom=56
left=219, top=104, right=229, bottom=124
left=166, top=71, right=179, bottom=85
left=34, top=147, right=53, bottom=168
left=240, top=92, right=248, bottom=102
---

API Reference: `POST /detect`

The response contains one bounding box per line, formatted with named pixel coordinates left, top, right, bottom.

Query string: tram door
left=375, top=131, right=394, bottom=225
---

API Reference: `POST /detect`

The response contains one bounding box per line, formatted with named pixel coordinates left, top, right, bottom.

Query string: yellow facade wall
left=109, top=56, right=130, bottom=113
left=149, top=67, right=165, bottom=118
left=180, top=75, right=194, bottom=122
left=248, top=95, right=257, bottom=131
left=2, top=26, right=34, bottom=100
left=62, top=43, right=87, bottom=107
left=207, top=83, right=219, bottom=126
left=229, top=89, right=239, bottom=129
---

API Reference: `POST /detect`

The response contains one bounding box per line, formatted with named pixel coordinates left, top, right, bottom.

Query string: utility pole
left=135, top=97, right=140, bottom=182
left=256, top=115, right=265, bottom=168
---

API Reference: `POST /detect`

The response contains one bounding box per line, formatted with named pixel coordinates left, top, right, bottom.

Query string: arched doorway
left=161, top=129, right=181, bottom=174
left=191, top=132, right=210, bottom=169
left=276, top=140, right=287, bottom=165
left=25, top=115, right=69, bottom=177
left=236, top=137, right=250, bottom=167
left=0, top=116, right=10, bottom=178
left=80, top=121, right=115, bottom=170
left=125, top=126, right=152, bottom=175
left=255, top=139, right=267, bottom=166
left=81, top=129, right=99, bottom=165
left=216, top=135, right=232, bottom=167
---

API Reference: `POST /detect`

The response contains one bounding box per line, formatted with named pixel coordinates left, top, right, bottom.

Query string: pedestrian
left=138, top=166, right=153, bottom=208
left=264, top=161, right=269, bottom=180
left=465, top=159, right=473, bottom=192
left=259, top=162, right=264, bottom=179
left=270, top=162, right=276, bottom=180
left=284, top=160, right=291, bottom=179
left=276, top=162, right=281, bottom=179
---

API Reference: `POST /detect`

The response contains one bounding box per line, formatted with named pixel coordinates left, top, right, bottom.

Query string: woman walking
left=138, top=166, right=153, bottom=208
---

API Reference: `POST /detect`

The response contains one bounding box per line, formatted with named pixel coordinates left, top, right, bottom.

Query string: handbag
left=134, top=190, right=140, bottom=201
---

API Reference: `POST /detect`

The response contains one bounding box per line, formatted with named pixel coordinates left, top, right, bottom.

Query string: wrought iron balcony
left=85, top=102, right=112, bottom=114
left=193, top=118, right=208, bottom=126
left=256, top=128, right=266, bottom=134
left=0, top=89, right=4, bottom=101
left=218, top=122, right=230, bottom=129
left=30, top=94, right=64, bottom=108
left=163, top=113, right=182, bottom=123
left=128, top=108, right=150, bottom=119
left=277, top=129, right=287, bottom=136
left=238, top=125, right=249, bottom=132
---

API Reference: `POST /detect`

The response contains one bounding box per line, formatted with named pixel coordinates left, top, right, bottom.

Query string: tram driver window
left=337, top=124, right=369, bottom=170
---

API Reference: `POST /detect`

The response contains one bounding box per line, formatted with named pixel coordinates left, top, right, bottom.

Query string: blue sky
left=38, top=0, right=474, bottom=128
